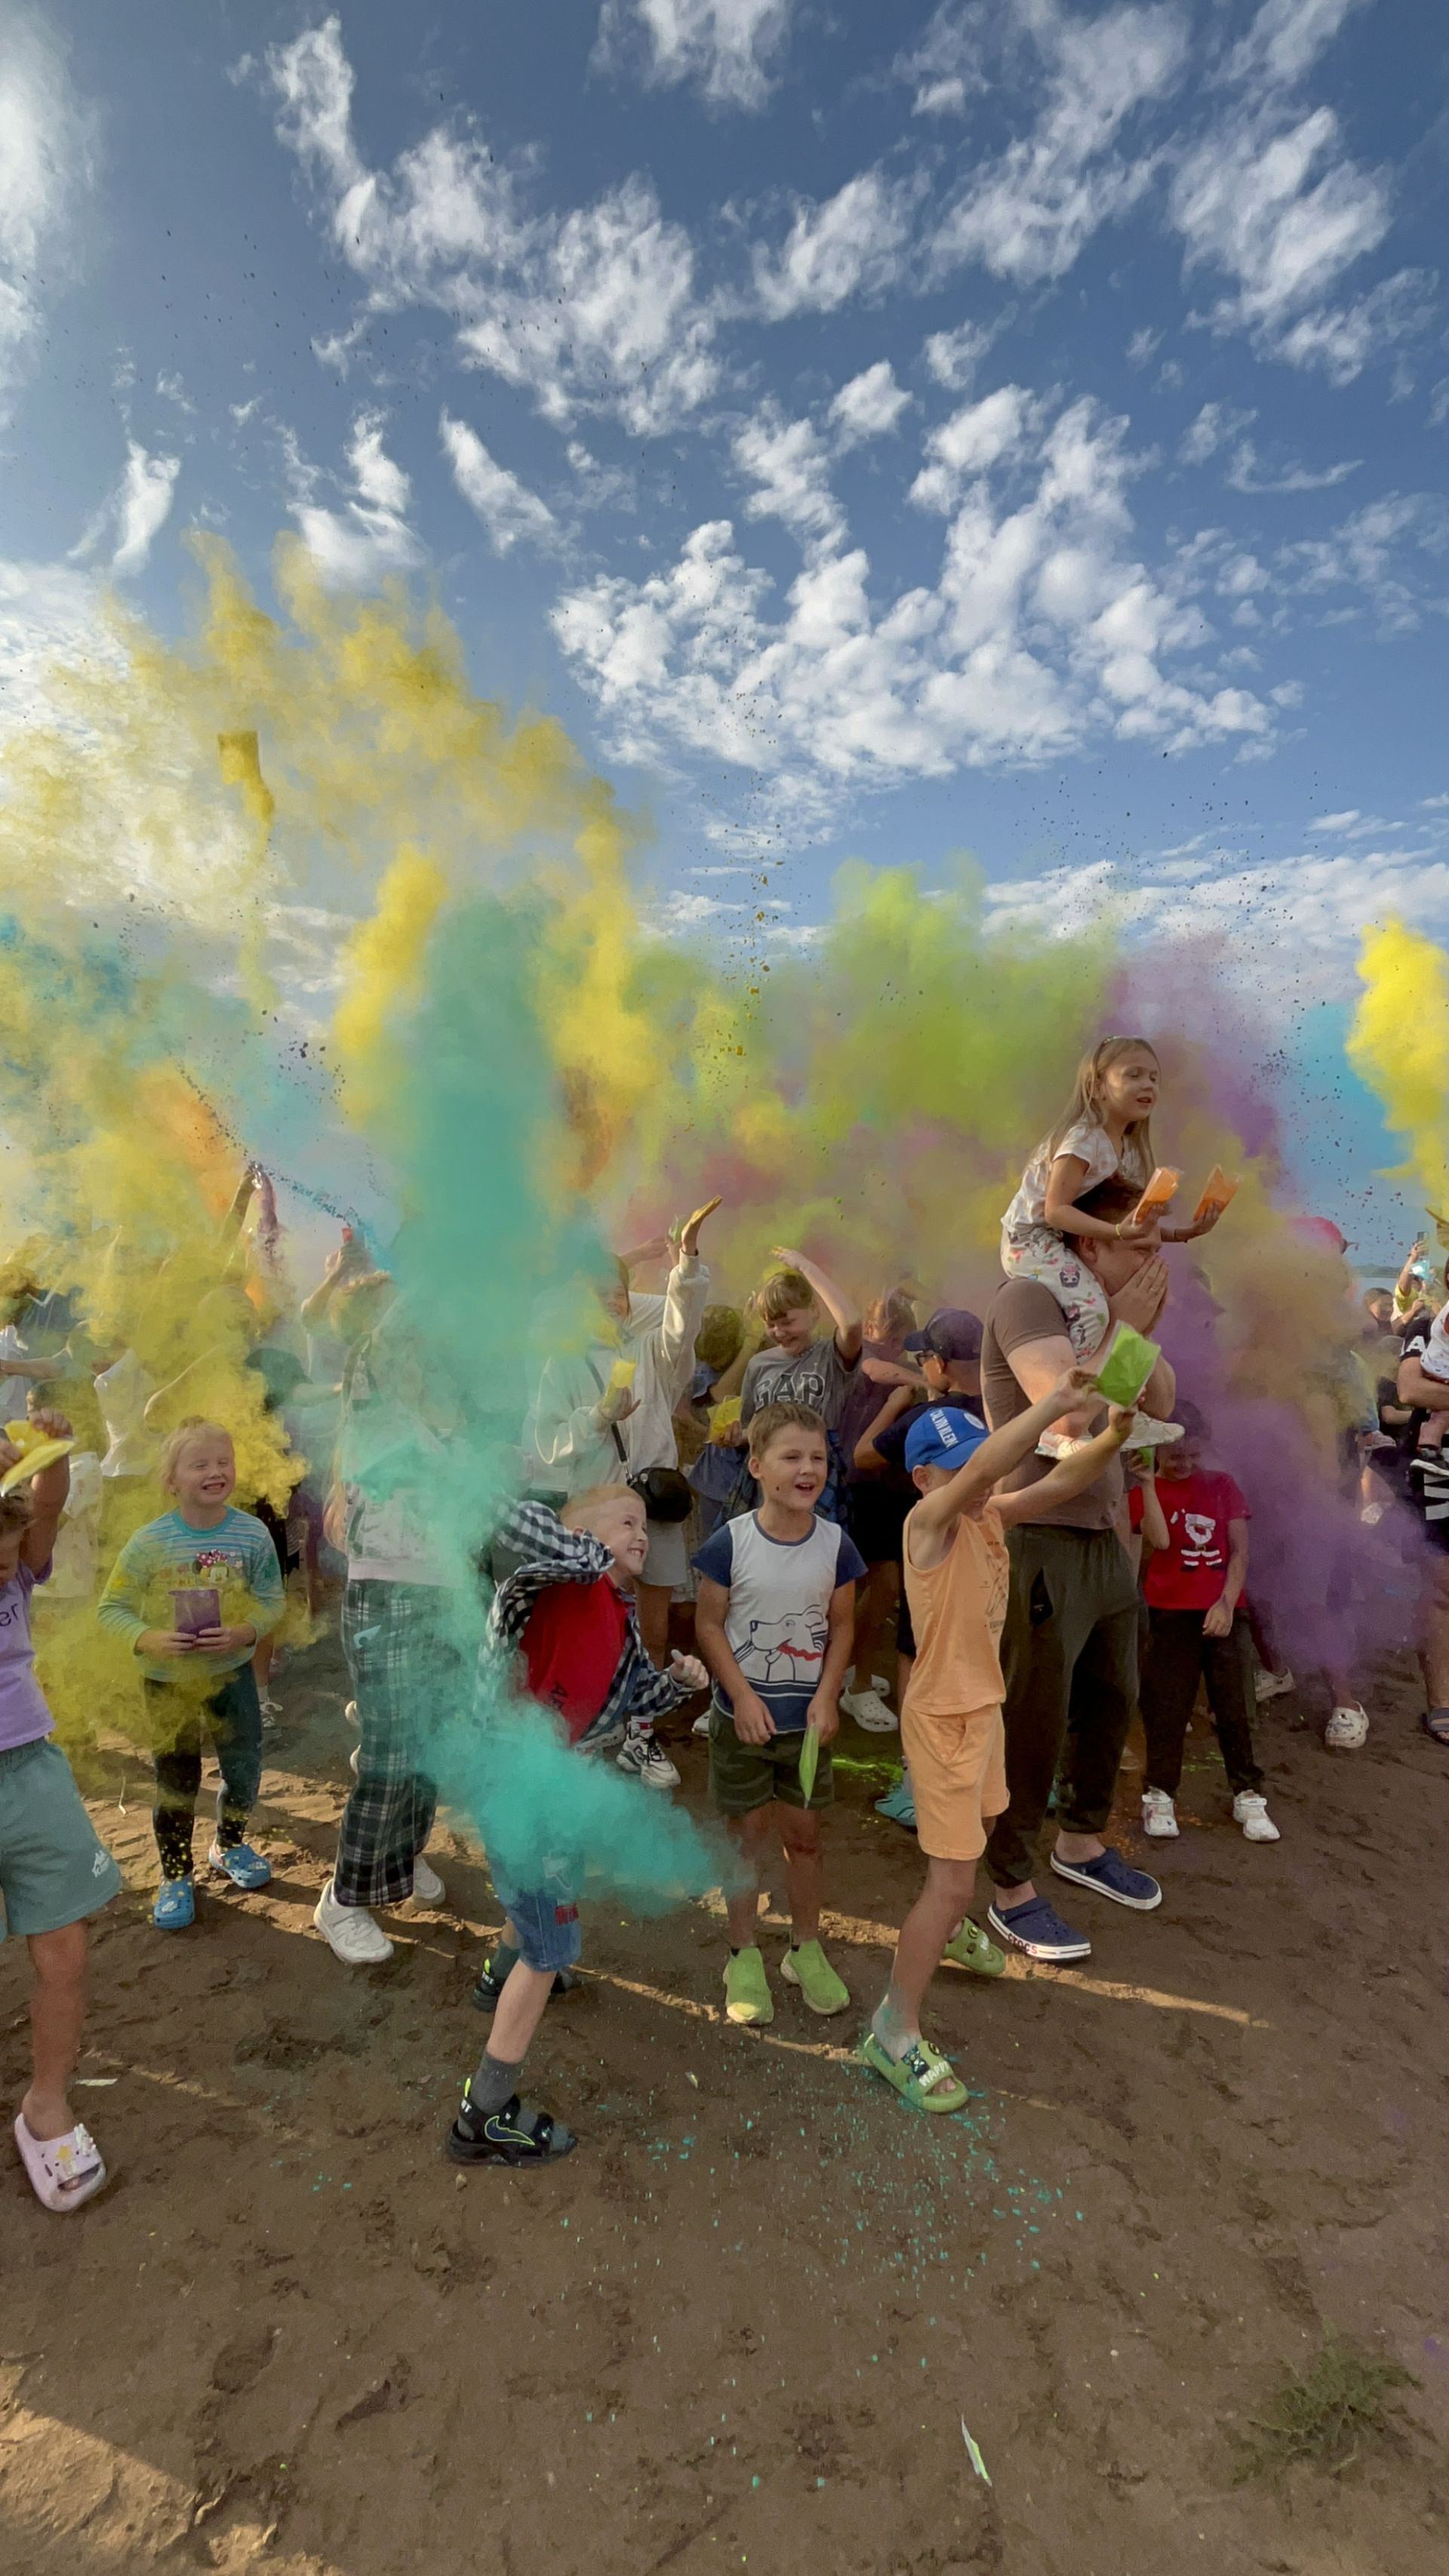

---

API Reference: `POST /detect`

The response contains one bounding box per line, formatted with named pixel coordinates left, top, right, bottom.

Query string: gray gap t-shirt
left=740, top=1336, right=858, bottom=1433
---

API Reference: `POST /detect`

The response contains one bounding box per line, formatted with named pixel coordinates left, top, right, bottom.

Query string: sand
left=2, top=1638, right=1446, bottom=2576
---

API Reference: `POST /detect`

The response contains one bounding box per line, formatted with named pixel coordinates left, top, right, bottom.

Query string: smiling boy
left=693, top=1402, right=866, bottom=2027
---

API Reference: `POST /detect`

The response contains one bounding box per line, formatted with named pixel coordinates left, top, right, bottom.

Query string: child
left=853, top=1310, right=984, bottom=1822
left=97, top=1418, right=283, bottom=1927
left=1131, top=1408, right=1278, bottom=1842
left=739, top=1249, right=863, bottom=1430
left=449, top=1486, right=705, bottom=2167
left=1001, top=1037, right=1222, bottom=1363
left=693, top=1402, right=866, bottom=2027
left=858, top=1381, right=1134, bottom=2113
left=1, top=1409, right=122, bottom=2211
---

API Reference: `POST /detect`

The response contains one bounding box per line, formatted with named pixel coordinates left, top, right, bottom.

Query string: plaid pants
left=334, top=1580, right=460, bottom=1910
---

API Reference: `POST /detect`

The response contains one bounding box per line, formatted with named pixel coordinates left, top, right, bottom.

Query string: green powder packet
left=1091, top=1325, right=1159, bottom=1409
left=798, top=1722, right=821, bottom=1803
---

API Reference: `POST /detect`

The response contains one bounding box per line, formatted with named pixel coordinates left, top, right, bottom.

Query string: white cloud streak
left=595, top=0, right=794, bottom=109
left=0, top=14, right=94, bottom=424
left=752, top=170, right=916, bottom=319
left=440, top=413, right=557, bottom=554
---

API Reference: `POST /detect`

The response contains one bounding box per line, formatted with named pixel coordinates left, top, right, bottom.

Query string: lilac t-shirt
left=0, top=1563, right=52, bottom=1753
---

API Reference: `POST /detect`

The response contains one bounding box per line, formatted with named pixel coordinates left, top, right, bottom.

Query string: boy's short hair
left=159, top=1417, right=232, bottom=1488
left=0, top=1488, right=33, bottom=1539
left=1060, top=1175, right=1141, bottom=1245
left=758, top=1268, right=814, bottom=1325
left=561, top=1482, right=636, bottom=1528
left=748, top=1400, right=826, bottom=1460
left=1174, top=1398, right=1208, bottom=1440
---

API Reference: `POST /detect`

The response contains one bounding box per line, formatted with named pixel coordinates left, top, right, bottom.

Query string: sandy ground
left=2, top=1633, right=1447, bottom=2576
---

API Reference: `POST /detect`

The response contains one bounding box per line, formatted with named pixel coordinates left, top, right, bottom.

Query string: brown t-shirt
left=980, top=1279, right=1124, bottom=1532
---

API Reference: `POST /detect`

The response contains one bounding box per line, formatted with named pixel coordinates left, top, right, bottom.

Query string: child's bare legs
left=1008, top=1228, right=1109, bottom=1439
left=725, top=1807, right=774, bottom=1947
left=489, top=1951, right=557, bottom=2064
left=873, top=1856, right=975, bottom=2056
left=21, top=1922, right=88, bottom=2143
left=724, top=1802, right=823, bottom=1944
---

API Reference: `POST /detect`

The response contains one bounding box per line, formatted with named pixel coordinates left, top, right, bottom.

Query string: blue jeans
left=145, top=1667, right=263, bottom=1878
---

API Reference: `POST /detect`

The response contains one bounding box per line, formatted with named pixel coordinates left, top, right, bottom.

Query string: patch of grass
left=1231, top=2333, right=1419, bottom=2484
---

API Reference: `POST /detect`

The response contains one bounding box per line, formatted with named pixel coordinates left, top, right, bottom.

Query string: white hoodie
left=526, top=1254, right=709, bottom=1495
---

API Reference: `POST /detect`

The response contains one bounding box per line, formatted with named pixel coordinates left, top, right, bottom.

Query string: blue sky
left=1, top=0, right=1446, bottom=1252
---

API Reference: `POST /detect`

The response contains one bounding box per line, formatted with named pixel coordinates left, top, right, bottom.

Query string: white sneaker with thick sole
left=313, top=1878, right=394, bottom=1964
left=1141, top=1788, right=1180, bottom=1839
left=617, top=1735, right=681, bottom=1789
left=841, top=1685, right=898, bottom=1732
left=692, top=1710, right=711, bottom=1737
left=1232, top=1792, right=1280, bottom=1842
left=408, top=1853, right=446, bottom=1906
left=1325, top=1703, right=1369, bottom=1751
left=1254, top=1667, right=1294, bottom=1703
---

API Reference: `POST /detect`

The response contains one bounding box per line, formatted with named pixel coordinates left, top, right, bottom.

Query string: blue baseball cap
left=904, top=1405, right=990, bottom=1473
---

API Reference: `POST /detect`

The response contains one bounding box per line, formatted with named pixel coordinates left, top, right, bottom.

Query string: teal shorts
left=0, top=1737, right=122, bottom=1941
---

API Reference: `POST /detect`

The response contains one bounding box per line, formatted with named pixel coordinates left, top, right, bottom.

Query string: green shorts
left=707, top=1707, right=834, bottom=1818
left=0, top=1737, right=122, bottom=1942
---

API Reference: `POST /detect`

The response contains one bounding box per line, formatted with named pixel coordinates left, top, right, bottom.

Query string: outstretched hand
left=676, top=1196, right=722, bottom=1259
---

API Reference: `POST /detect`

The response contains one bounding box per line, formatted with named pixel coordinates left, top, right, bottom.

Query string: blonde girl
left=1001, top=1037, right=1220, bottom=1360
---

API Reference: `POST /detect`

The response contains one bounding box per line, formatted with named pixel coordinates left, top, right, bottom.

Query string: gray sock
left=466, top=2050, right=523, bottom=2118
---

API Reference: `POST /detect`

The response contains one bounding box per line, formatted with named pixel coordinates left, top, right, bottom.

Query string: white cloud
left=931, top=0, right=1188, bottom=286
left=734, top=407, right=843, bottom=552
left=264, top=17, right=718, bottom=435
left=830, top=361, right=910, bottom=446
left=287, top=411, right=423, bottom=587
left=1125, top=325, right=1161, bottom=367
left=551, top=390, right=1271, bottom=823
left=1270, top=268, right=1435, bottom=383
left=69, top=440, right=181, bottom=577
left=0, top=556, right=112, bottom=746
left=894, top=3, right=986, bottom=119
left=1225, top=437, right=1360, bottom=493
left=983, top=844, right=1449, bottom=982
left=155, top=369, right=195, bottom=415
left=0, top=14, right=94, bottom=423
left=440, top=413, right=557, bottom=555
left=921, top=316, right=1008, bottom=392
left=1172, top=105, right=1389, bottom=354
left=595, top=0, right=793, bottom=109
left=752, top=170, right=915, bottom=319
left=1273, top=492, right=1449, bottom=634
left=909, top=385, right=1036, bottom=512
left=1177, top=401, right=1255, bottom=466
left=111, top=444, right=181, bottom=575
left=1223, top=0, right=1367, bottom=90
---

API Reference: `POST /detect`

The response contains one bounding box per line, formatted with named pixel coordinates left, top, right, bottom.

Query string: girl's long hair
left=1044, top=1036, right=1158, bottom=1174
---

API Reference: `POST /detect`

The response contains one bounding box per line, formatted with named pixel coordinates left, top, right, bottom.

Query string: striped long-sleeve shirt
left=97, top=1506, right=284, bottom=1684
left=485, top=1501, right=691, bottom=1755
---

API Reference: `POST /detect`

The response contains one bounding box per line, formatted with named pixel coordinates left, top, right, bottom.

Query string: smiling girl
left=97, top=1417, right=282, bottom=1928
left=1001, top=1036, right=1223, bottom=1362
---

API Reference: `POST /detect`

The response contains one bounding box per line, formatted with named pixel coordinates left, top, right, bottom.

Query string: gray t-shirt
left=740, top=1337, right=858, bottom=1433
left=980, top=1279, right=1124, bottom=1533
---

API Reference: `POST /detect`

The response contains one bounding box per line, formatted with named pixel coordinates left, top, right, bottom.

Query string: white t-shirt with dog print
left=692, top=1512, right=866, bottom=1734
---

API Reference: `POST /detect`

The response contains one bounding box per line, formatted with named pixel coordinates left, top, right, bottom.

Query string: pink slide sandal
left=14, top=2113, right=108, bottom=2212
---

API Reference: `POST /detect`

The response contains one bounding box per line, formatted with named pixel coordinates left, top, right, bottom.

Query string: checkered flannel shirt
left=487, top=1500, right=692, bottom=1754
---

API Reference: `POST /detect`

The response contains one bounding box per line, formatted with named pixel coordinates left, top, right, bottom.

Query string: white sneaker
left=1325, top=1703, right=1369, bottom=1751
left=313, top=1878, right=394, bottom=1964
left=1254, top=1667, right=1294, bottom=1703
left=1141, top=1788, right=1180, bottom=1839
left=616, top=1734, right=681, bottom=1789
left=841, top=1685, right=898, bottom=1732
left=408, top=1852, right=445, bottom=1906
left=344, top=1699, right=359, bottom=1725
left=1233, top=1792, right=1280, bottom=1842
left=692, top=1710, right=711, bottom=1737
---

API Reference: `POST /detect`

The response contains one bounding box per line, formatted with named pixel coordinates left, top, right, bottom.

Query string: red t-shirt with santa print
left=1130, top=1469, right=1248, bottom=1612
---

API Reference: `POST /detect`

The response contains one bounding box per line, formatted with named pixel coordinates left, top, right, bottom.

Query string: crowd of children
left=4, top=1036, right=1447, bottom=2201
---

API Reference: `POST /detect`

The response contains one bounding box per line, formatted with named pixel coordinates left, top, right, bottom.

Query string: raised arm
left=854, top=1385, right=914, bottom=1474
left=911, top=1368, right=1097, bottom=1543
left=994, top=1408, right=1136, bottom=1530
left=771, top=1246, right=862, bottom=1365
left=1135, top=1473, right=1170, bottom=1553
left=1398, top=1353, right=1449, bottom=1412
left=12, top=1410, right=73, bottom=1572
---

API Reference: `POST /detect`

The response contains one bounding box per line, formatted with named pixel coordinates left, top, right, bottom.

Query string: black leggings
left=1140, top=1608, right=1262, bottom=1797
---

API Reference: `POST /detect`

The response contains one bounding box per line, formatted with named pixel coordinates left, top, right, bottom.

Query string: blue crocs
left=986, top=1894, right=1091, bottom=1964
left=1050, top=1845, right=1161, bottom=1912
left=152, top=1876, right=195, bottom=1930
left=208, top=1842, right=272, bottom=1892
left=874, top=1780, right=918, bottom=1831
